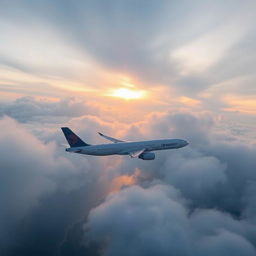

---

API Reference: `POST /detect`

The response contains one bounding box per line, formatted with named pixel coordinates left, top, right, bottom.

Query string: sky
left=0, top=1, right=256, bottom=255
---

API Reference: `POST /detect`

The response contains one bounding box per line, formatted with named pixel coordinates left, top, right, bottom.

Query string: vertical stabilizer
left=61, top=127, right=90, bottom=147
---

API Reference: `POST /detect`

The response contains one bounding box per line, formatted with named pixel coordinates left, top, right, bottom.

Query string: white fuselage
left=66, top=139, right=188, bottom=156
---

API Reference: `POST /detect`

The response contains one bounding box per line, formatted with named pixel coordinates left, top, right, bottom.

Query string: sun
left=107, top=87, right=146, bottom=100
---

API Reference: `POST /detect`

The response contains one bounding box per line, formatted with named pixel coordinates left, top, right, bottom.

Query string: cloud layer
left=86, top=185, right=256, bottom=256
left=0, top=116, right=115, bottom=255
left=0, top=96, right=98, bottom=123
left=82, top=112, right=256, bottom=256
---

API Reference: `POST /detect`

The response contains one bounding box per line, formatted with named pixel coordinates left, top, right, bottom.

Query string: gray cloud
left=0, top=117, right=58, bottom=253
left=1, top=101, right=256, bottom=255
left=0, top=96, right=98, bottom=123
left=1, top=0, right=256, bottom=95
left=0, top=116, right=113, bottom=255
left=81, top=111, right=256, bottom=255
left=86, top=185, right=256, bottom=256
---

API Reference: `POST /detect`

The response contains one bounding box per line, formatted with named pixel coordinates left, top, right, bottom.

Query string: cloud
left=171, top=21, right=250, bottom=75
left=81, top=111, right=256, bottom=255
left=1, top=0, right=256, bottom=97
left=1, top=110, right=256, bottom=255
left=0, top=96, right=99, bottom=123
left=86, top=185, right=190, bottom=256
left=0, top=116, right=58, bottom=252
left=0, top=116, right=106, bottom=254
left=0, top=115, right=138, bottom=255
left=161, top=153, right=227, bottom=207
left=86, top=185, right=256, bottom=256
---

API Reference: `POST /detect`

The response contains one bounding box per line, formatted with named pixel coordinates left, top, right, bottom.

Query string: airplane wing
left=98, top=132, right=125, bottom=143
left=129, top=148, right=146, bottom=158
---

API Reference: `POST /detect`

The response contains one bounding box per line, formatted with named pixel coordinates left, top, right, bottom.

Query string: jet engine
left=139, top=152, right=155, bottom=160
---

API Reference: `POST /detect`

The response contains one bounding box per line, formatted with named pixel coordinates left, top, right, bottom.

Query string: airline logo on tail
left=61, top=127, right=90, bottom=147
left=67, top=134, right=79, bottom=146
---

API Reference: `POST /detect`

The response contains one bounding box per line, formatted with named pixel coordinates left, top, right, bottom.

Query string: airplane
left=61, top=127, right=189, bottom=160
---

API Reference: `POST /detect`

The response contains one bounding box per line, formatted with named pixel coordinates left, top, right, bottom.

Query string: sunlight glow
left=107, top=87, right=146, bottom=100
left=179, top=96, right=201, bottom=106
left=109, top=169, right=141, bottom=192
left=224, top=95, right=256, bottom=114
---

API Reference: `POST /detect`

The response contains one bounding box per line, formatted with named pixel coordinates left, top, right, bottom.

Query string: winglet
left=98, top=132, right=125, bottom=143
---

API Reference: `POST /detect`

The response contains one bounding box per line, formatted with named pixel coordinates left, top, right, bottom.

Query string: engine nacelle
left=139, top=152, right=155, bottom=160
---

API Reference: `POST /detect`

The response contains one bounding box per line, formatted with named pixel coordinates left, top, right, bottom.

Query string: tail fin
left=61, top=127, right=90, bottom=147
